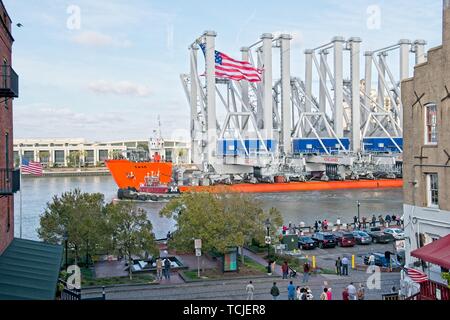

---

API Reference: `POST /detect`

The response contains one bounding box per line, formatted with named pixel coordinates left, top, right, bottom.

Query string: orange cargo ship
left=106, top=159, right=403, bottom=195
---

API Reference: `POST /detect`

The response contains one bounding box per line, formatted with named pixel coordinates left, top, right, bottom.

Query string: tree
left=105, top=202, right=158, bottom=279
left=160, top=192, right=283, bottom=263
left=443, top=272, right=450, bottom=288
left=38, top=189, right=106, bottom=265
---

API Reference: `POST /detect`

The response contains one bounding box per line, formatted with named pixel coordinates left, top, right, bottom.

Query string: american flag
left=199, top=43, right=262, bottom=83
left=21, top=159, right=43, bottom=176
left=404, top=267, right=428, bottom=283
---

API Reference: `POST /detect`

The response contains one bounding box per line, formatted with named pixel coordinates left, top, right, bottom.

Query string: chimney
left=444, top=0, right=450, bottom=47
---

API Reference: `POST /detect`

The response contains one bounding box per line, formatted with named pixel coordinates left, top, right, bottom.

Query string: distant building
left=13, top=138, right=191, bottom=167
left=0, top=1, right=63, bottom=300
left=401, top=0, right=450, bottom=299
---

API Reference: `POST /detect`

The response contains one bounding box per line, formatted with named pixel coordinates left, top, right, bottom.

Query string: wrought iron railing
left=0, top=65, right=19, bottom=98
left=0, top=168, right=20, bottom=195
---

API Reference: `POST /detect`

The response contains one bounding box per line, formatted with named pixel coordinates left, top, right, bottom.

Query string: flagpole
left=19, top=149, right=23, bottom=239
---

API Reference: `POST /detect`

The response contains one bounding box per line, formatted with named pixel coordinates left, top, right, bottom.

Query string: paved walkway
left=242, top=248, right=283, bottom=276
left=82, top=271, right=401, bottom=300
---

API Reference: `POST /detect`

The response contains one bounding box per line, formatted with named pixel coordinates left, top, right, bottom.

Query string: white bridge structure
left=181, top=31, right=427, bottom=182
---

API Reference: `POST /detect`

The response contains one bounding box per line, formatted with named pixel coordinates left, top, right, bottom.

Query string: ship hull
left=180, top=179, right=403, bottom=194
left=106, top=159, right=403, bottom=195
left=106, top=159, right=173, bottom=190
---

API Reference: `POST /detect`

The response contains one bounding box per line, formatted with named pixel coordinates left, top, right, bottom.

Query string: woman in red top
left=342, top=288, right=350, bottom=300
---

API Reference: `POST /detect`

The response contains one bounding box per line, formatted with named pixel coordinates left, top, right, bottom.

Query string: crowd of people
left=246, top=280, right=366, bottom=300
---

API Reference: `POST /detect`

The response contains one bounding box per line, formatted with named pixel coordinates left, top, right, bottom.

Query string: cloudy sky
left=5, top=0, right=443, bottom=141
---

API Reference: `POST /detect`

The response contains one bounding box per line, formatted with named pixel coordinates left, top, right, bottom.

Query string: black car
left=311, top=232, right=336, bottom=249
left=298, top=236, right=317, bottom=250
left=363, top=227, right=394, bottom=244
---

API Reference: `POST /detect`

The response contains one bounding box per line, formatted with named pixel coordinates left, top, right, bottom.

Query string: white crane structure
left=180, top=31, right=427, bottom=183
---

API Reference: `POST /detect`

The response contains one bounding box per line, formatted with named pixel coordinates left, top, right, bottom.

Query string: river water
left=14, top=176, right=403, bottom=241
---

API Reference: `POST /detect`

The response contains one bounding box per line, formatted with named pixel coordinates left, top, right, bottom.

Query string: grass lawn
left=81, top=268, right=156, bottom=287
left=182, top=257, right=267, bottom=281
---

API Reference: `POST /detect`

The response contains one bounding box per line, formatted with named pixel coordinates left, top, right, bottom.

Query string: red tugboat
left=107, top=156, right=181, bottom=203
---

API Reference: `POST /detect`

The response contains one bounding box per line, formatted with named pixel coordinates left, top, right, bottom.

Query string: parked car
left=352, top=231, right=372, bottom=245
left=363, top=253, right=402, bottom=268
left=363, top=227, right=394, bottom=244
left=383, top=228, right=405, bottom=240
left=333, top=231, right=356, bottom=247
left=298, top=236, right=317, bottom=250
left=311, top=232, right=337, bottom=249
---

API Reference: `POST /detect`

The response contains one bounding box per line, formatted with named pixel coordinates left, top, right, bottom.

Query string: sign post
left=195, top=239, right=202, bottom=278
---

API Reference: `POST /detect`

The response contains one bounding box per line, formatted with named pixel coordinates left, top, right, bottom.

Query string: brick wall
left=401, top=2, right=450, bottom=212
left=0, top=0, right=14, bottom=255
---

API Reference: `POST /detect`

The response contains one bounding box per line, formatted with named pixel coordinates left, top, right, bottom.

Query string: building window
left=426, top=173, right=439, bottom=208
left=425, top=103, right=438, bottom=145
left=54, top=150, right=65, bottom=165
left=23, top=151, right=34, bottom=162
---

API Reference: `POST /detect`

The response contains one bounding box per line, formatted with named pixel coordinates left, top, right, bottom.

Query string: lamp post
left=264, top=218, right=271, bottom=274
left=357, top=201, right=361, bottom=230
left=63, top=231, right=68, bottom=269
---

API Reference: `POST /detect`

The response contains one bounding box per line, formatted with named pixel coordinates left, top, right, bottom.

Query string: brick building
left=401, top=0, right=450, bottom=295
left=0, top=1, right=63, bottom=300
left=0, top=0, right=19, bottom=254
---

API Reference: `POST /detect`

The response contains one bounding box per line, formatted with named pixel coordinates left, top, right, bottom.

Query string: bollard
left=352, top=255, right=355, bottom=270
left=312, top=256, right=316, bottom=269
left=102, top=286, right=106, bottom=300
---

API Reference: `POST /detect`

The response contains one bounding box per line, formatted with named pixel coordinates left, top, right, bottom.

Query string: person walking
left=246, top=281, right=255, bottom=300
left=281, top=261, right=289, bottom=279
left=156, top=258, right=163, bottom=281
left=347, top=283, right=357, bottom=300
left=270, top=282, right=280, bottom=300
left=326, top=287, right=332, bottom=300
left=368, top=253, right=376, bottom=266
left=385, top=214, right=392, bottom=227
left=318, top=221, right=322, bottom=231
left=341, top=256, right=349, bottom=276
left=323, top=219, right=328, bottom=231
left=287, top=281, right=296, bottom=301
left=314, top=221, right=319, bottom=232
left=335, top=257, right=342, bottom=276
left=342, top=287, right=350, bottom=301
left=320, top=288, right=329, bottom=300
left=371, top=214, right=377, bottom=227
left=385, top=251, right=393, bottom=272
left=378, top=215, right=385, bottom=227
left=353, top=216, right=358, bottom=229
left=302, top=261, right=311, bottom=283
left=164, top=258, right=171, bottom=280
left=357, top=284, right=365, bottom=300
left=362, top=216, right=367, bottom=229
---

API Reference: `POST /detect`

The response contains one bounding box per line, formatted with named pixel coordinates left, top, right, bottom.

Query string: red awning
left=411, top=235, right=450, bottom=269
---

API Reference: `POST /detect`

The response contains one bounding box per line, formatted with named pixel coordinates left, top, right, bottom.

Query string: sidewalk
left=242, top=248, right=283, bottom=276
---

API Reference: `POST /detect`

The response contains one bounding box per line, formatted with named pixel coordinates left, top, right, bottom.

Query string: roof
left=411, top=235, right=450, bottom=269
left=0, top=238, right=63, bottom=300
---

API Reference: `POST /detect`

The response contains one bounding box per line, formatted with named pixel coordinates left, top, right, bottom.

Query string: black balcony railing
left=0, top=168, right=20, bottom=195
left=0, top=65, right=19, bottom=98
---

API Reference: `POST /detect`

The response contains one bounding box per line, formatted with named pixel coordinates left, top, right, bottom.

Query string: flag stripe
left=199, top=43, right=262, bottom=83
left=405, top=268, right=429, bottom=283
left=21, top=160, right=43, bottom=176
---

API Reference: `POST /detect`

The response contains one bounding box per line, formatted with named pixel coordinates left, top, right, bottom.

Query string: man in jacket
left=270, top=282, right=280, bottom=300
left=164, top=258, right=171, bottom=280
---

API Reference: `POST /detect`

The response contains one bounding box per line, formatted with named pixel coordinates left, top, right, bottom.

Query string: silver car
left=352, top=231, right=372, bottom=245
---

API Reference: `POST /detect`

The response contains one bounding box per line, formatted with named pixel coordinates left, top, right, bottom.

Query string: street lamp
left=264, top=218, right=271, bottom=273
left=357, top=201, right=361, bottom=229
left=63, top=231, right=68, bottom=269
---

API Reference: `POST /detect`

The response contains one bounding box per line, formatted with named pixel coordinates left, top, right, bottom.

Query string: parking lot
left=296, top=241, right=397, bottom=271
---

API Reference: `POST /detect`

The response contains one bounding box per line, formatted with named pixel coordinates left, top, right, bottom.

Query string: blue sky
left=5, top=0, right=443, bottom=141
